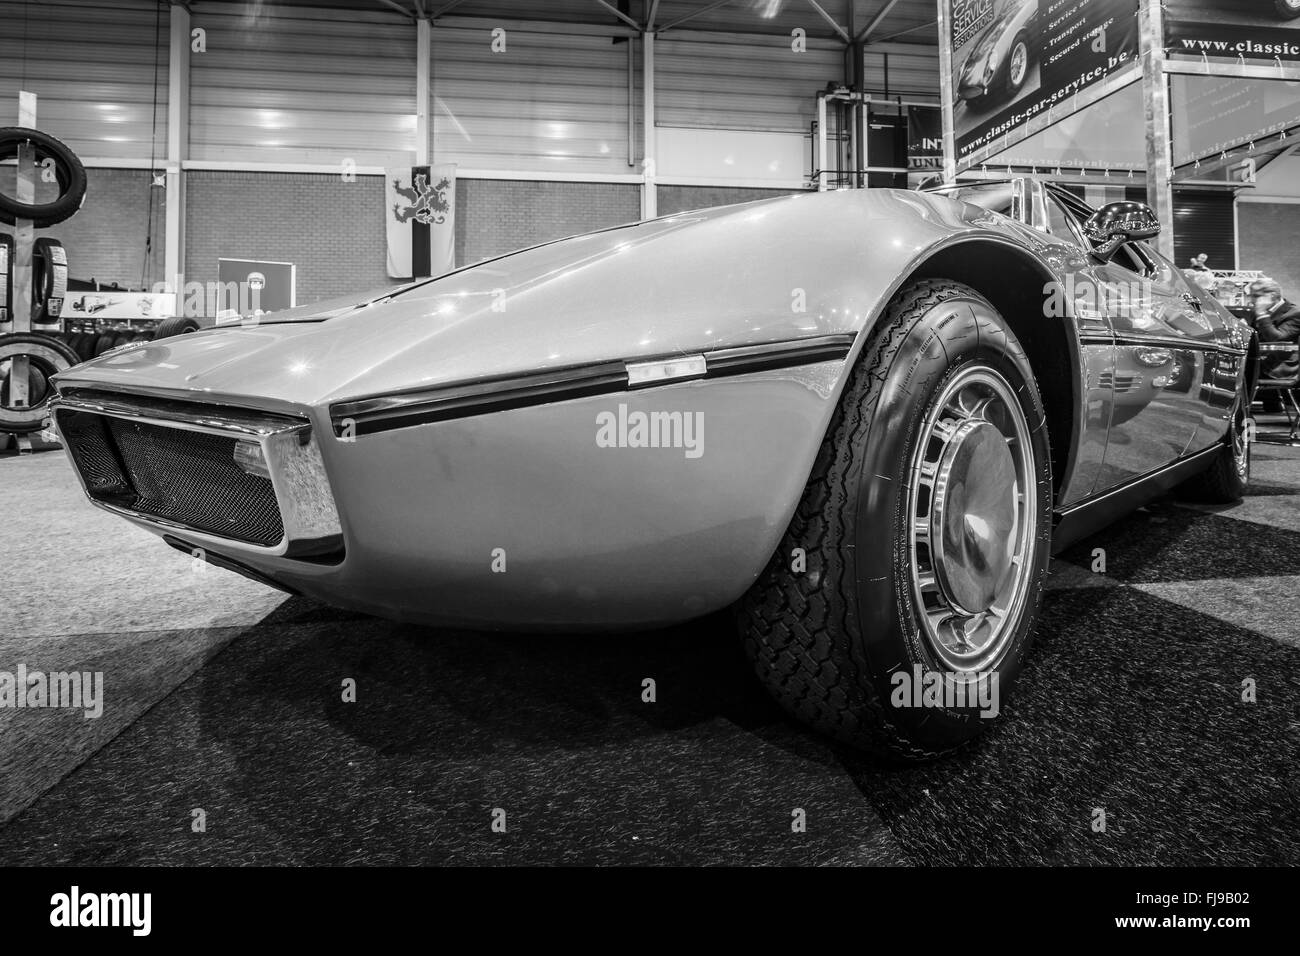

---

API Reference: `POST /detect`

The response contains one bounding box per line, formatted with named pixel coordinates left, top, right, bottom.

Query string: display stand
left=1, top=91, right=60, bottom=456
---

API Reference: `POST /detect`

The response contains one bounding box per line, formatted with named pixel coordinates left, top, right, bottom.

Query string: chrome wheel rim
left=1285, top=0, right=1300, bottom=13
left=907, top=366, right=1036, bottom=673
left=1009, top=43, right=1028, bottom=87
left=1231, top=399, right=1250, bottom=481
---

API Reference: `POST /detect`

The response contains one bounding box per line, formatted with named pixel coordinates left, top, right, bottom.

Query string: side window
left=1046, top=197, right=1085, bottom=248
left=1113, top=242, right=1156, bottom=279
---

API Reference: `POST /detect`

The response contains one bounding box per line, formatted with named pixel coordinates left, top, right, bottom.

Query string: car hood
left=54, top=190, right=988, bottom=413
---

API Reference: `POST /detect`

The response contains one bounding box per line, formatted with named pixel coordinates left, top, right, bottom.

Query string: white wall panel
left=431, top=26, right=632, bottom=174
left=0, top=0, right=168, bottom=161
left=656, top=127, right=807, bottom=186
left=655, top=34, right=841, bottom=133
left=189, top=3, right=416, bottom=167
left=863, top=43, right=940, bottom=104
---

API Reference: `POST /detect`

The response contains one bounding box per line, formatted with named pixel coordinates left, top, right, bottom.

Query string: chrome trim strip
left=626, top=354, right=707, bottom=388
left=54, top=389, right=307, bottom=439
left=330, top=333, right=857, bottom=437
left=1079, top=333, right=1247, bottom=358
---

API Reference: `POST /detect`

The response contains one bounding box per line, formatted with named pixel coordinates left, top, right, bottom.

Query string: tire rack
left=2, top=92, right=59, bottom=455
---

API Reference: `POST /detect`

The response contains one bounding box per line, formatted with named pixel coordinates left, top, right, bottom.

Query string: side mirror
left=1083, top=201, right=1161, bottom=263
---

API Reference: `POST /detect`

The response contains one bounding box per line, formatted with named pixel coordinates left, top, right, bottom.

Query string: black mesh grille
left=59, top=409, right=284, bottom=547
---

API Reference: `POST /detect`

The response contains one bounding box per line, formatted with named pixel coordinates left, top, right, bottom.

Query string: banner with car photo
left=945, top=0, right=1140, bottom=168
left=1165, top=0, right=1300, bottom=64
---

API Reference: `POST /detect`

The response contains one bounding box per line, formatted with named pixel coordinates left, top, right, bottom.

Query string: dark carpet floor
left=0, top=442, right=1297, bottom=865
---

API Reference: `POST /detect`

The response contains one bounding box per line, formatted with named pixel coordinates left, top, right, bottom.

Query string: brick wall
left=182, top=173, right=641, bottom=303
left=455, top=179, right=640, bottom=265
left=184, top=171, right=391, bottom=304
left=5, top=174, right=814, bottom=309
left=0, top=168, right=165, bottom=290
left=657, top=185, right=807, bottom=216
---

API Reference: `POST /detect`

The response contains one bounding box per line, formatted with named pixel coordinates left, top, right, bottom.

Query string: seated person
left=1252, top=278, right=1300, bottom=410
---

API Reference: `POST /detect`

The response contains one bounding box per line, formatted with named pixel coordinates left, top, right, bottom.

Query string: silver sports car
left=50, top=178, right=1255, bottom=759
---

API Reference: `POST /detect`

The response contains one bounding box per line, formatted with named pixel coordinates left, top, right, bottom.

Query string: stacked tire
left=0, top=128, right=87, bottom=228
left=0, top=332, right=79, bottom=434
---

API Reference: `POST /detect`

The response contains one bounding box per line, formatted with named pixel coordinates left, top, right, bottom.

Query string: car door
left=1046, top=189, right=1210, bottom=494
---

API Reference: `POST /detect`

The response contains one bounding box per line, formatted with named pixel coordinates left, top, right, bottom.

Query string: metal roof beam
left=435, top=14, right=638, bottom=37
left=804, top=0, right=851, bottom=43
left=659, top=0, right=734, bottom=33
left=875, top=18, right=937, bottom=44
left=431, top=0, right=471, bottom=18
left=593, top=0, right=642, bottom=31
left=375, top=0, right=415, bottom=20
left=645, top=0, right=661, bottom=31
left=856, top=0, right=901, bottom=42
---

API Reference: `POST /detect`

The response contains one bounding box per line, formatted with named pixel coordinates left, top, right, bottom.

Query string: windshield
left=928, top=182, right=1016, bottom=217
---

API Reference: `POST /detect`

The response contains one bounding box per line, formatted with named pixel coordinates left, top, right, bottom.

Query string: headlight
left=233, top=439, right=271, bottom=479
left=984, top=48, right=1003, bottom=80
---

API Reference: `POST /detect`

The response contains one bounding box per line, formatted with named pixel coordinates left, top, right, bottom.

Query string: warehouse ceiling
left=184, top=0, right=939, bottom=45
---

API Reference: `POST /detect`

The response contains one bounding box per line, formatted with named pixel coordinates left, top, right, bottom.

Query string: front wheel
left=739, top=280, right=1054, bottom=759
left=1277, top=0, right=1300, bottom=21
left=1006, top=37, right=1030, bottom=96
left=1178, top=398, right=1250, bottom=503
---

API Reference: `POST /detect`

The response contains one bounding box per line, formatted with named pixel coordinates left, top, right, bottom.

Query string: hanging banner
left=385, top=163, right=456, bottom=280
left=907, top=106, right=945, bottom=170
left=945, top=0, right=1140, bottom=167
left=1166, top=1, right=1300, bottom=64
left=1170, top=73, right=1300, bottom=167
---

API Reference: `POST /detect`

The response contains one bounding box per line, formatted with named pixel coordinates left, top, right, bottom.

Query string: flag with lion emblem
left=386, top=163, right=456, bottom=279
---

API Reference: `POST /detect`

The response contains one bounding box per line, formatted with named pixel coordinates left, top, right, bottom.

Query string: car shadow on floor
left=1, top=501, right=1295, bottom=865
left=188, top=496, right=1298, bottom=865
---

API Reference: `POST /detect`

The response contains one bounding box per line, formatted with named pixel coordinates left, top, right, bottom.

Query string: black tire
left=738, top=280, right=1054, bottom=759
left=0, top=331, right=79, bottom=433
left=92, top=333, right=117, bottom=357
left=1277, top=0, right=1300, bottom=21
left=70, top=332, right=96, bottom=362
left=0, top=127, right=88, bottom=228
left=131, top=331, right=153, bottom=343
left=111, top=331, right=134, bottom=350
left=1, top=364, right=49, bottom=407
left=1178, top=397, right=1250, bottom=503
left=153, top=315, right=202, bottom=339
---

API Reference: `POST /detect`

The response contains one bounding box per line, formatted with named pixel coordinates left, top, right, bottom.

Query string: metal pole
left=817, top=94, right=828, bottom=191
left=937, top=0, right=957, bottom=184
left=417, top=17, right=431, bottom=164
left=626, top=31, right=635, bottom=167
left=165, top=2, right=191, bottom=296
left=10, top=91, right=37, bottom=417
left=641, top=31, right=656, bottom=219
left=1140, top=0, right=1175, bottom=259
left=853, top=41, right=866, bottom=188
